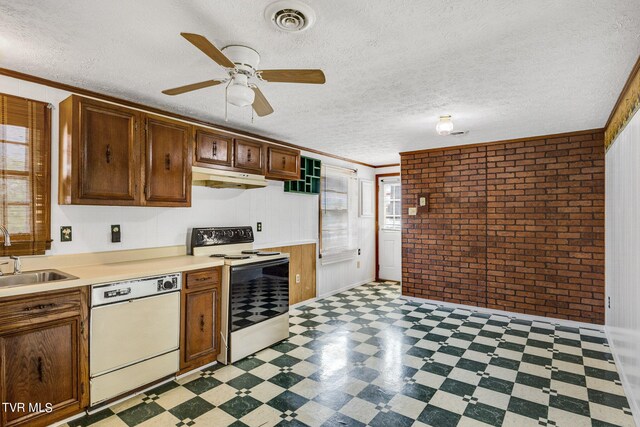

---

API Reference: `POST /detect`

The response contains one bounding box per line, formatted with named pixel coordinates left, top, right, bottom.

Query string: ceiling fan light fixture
left=227, top=75, right=255, bottom=107
left=436, top=115, right=454, bottom=135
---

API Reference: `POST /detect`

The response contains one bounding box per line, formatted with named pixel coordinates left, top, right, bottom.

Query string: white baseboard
left=291, top=277, right=375, bottom=309
left=604, top=326, right=640, bottom=426
left=401, top=295, right=605, bottom=331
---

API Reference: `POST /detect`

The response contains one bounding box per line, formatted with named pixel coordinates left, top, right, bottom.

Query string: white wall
left=605, top=108, right=640, bottom=422
left=0, top=75, right=376, bottom=297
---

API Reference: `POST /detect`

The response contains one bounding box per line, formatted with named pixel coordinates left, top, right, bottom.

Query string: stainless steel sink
left=0, top=269, right=78, bottom=288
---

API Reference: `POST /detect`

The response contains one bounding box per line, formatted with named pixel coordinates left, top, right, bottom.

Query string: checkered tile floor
left=67, top=282, right=635, bottom=427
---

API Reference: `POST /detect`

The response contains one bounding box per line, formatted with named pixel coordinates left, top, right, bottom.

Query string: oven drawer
left=185, top=267, right=220, bottom=290
left=90, top=292, right=180, bottom=376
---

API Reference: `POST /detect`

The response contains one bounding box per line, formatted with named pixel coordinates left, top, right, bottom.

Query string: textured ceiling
left=1, top=1, right=639, bottom=165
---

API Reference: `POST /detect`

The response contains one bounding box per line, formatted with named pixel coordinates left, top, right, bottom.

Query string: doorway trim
left=375, top=172, right=400, bottom=281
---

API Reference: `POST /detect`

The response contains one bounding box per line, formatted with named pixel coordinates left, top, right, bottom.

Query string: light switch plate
left=408, top=207, right=418, bottom=216
left=419, top=197, right=426, bottom=206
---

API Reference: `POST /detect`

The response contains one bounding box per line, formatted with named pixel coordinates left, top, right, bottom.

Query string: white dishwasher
left=90, top=273, right=181, bottom=406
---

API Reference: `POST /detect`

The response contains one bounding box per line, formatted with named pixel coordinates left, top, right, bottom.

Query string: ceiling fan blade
left=251, top=87, right=274, bottom=117
left=162, top=79, right=225, bottom=96
left=180, top=32, right=235, bottom=68
left=258, top=69, right=325, bottom=84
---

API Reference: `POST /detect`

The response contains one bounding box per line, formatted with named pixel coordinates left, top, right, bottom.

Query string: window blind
left=0, top=93, right=51, bottom=255
left=320, top=164, right=358, bottom=264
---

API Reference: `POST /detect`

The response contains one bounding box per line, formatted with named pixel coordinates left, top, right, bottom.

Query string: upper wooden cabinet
left=266, top=145, right=300, bottom=180
left=233, top=138, right=264, bottom=174
left=194, top=130, right=301, bottom=180
left=144, top=115, right=191, bottom=206
left=194, top=128, right=233, bottom=169
left=59, top=95, right=191, bottom=207
left=59, top=96, right=140, bottom=205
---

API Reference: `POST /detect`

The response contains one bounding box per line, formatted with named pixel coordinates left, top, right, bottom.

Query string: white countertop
left=0, top=255, right=225, bottom=298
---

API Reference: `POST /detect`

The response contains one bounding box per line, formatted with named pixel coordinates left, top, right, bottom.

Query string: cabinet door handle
left=165, top=154, right=171, bottom=170
left=247, top=149, right=251, bottom=162
left=200, top=314, right=205, bottom=332
left=282, top=156, right=286, bottom=169
left=106, top=144, right=112, bottom=163
left=37, top=357, right=43, bottom=382
left=195, top=277, right=209, bottom=282
left=212, top=142, right=217, bottom=158
left=23, top=303, right=56, bottom=312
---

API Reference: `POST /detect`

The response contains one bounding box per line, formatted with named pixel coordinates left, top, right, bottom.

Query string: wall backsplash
left=401, top=130, right=605, bottom=324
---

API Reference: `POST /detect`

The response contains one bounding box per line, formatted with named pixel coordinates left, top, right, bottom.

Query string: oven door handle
left=230, top=258, right=289, bottom=272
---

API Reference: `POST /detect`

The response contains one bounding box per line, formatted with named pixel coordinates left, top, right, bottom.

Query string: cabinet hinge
left=81, top=382, right=85, bottom=395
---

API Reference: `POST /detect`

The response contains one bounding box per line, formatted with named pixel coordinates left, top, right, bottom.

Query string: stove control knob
left=162, top=280, right=174, bottom=290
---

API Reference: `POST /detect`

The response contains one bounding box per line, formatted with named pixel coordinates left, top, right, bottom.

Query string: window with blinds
left=0, top=93, right=51, bottom=255
left=320, top=164, right=358, bottom=263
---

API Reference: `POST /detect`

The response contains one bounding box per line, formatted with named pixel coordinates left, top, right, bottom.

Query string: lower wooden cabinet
left=180, top=267, right=222, bottom=373
left=0, top=288, right=89, bottom=427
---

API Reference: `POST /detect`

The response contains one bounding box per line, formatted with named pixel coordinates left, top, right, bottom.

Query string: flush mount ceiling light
left=265, top=0, right=316, bottom=32
left=436, top=115, right=454, bottom=135
left=226, top=74, right=255, bottom=107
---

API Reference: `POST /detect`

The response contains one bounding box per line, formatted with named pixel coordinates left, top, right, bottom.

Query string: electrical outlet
left=295, top=274, right=301, bottom=284
left=256, top=222, right=262, bottom=232
left=608, top=296, right=611, bottom=309
left=408, top=207, right=418, bottom=216
left=419, top=197, right=426, bottom=206
left=358, top=248, right=361, bottom=255
left=111, top=225, right=121, bottom=243
left=60, top=226, right=72, bottom=242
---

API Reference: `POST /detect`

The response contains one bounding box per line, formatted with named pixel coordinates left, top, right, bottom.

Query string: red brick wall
left=401, top=130, right=605, bottom=324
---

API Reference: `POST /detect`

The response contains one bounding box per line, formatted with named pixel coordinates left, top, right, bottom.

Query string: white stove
left=190, top=227, right=290, bottom=364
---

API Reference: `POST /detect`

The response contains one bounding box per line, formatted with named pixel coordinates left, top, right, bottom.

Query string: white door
left=377, top=176, right=402, bottom=281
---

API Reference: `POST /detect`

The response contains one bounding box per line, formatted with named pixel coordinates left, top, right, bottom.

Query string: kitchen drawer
left=0, top=289, right=83, bottom=332
left=185, top=268, right=220, bottom=290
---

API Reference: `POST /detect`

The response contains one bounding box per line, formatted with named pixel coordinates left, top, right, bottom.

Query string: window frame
left=319, top=164, right=358, bottom=264
left=381, top=180, right=401, bottom=231
left=0, top=92, right=52, bottom=256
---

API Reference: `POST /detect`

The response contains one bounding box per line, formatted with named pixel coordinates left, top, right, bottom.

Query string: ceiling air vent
left=265, top=1, right=316, bottom=33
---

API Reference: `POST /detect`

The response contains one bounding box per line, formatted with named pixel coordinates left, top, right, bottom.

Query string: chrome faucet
left=0, top=225, right=10, bottom=247
left=10, top=256, right=21, bottom=275
left=0, top=226, right=19, bottom=275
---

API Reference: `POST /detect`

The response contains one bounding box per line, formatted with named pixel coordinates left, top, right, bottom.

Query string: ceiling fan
left=162, top=32, right=326, bottom=118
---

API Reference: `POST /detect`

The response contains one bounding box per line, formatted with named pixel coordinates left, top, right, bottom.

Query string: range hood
left=192, top=166, right=268, bottom=189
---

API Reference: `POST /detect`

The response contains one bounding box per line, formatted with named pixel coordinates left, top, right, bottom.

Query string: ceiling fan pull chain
left=224, top=79, right=232, bottom=122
